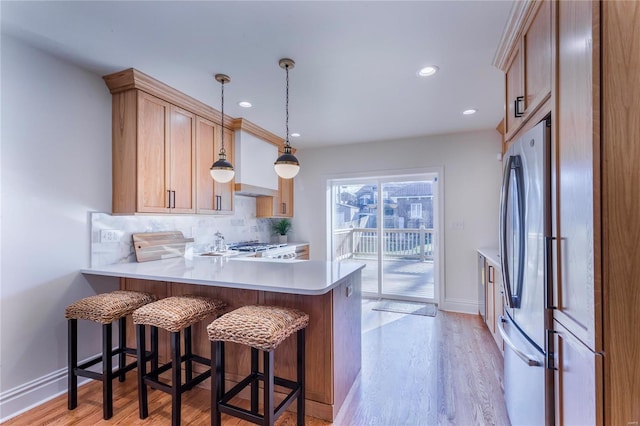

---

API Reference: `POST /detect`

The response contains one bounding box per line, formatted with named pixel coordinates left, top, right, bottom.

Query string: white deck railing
left=333, top=227, right=434, bottom=262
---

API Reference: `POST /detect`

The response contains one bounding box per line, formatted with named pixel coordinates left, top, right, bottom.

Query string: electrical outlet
left=100, top=229, right=123, bottom=243
left=451, top=220, right=464, bottom=230
left=346, top=284, right=353, bottom=298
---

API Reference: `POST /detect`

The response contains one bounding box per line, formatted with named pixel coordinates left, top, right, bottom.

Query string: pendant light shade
left=210, top=74, right=235, bottom=183
left=274, top=147, right=300, bottom=179
left=274, top=58, right=300, bottom=179
left=209, top=158, right=235, bottom=183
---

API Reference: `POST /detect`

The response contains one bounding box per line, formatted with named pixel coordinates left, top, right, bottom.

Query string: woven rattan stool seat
left=207, top=305, right=309, bottom=351
left=133, top=296, right=225, bottom=332
left=65, top=290, right=155, bottom=324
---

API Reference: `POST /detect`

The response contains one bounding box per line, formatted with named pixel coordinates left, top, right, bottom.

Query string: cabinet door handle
left=544, top=236, right=557, bottom=310
left=545, top=328, right=557, bottom=371
left=215, top=195, right=222, bottom=211
left=171, top=190, right=176, bottom=209
left=167, top=190, right=172, bottom=209
left=282, top=202, right=286, bottom=215
left=514, top=96, right=524, bottom=118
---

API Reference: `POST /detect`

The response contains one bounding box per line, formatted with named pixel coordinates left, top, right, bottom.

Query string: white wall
left=0, top=35, right=115, bottom=420
left=293, top=130, right=503, bottom=313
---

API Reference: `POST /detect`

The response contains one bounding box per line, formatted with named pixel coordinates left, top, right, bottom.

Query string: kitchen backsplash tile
left=90, top=196, right=273, bottom=267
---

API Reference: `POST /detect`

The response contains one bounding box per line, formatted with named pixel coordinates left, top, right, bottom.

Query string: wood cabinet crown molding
left=104, top=68, right=266, bottom=140
left=232, top=118, right=286, bottom=149
left=493, top=0, right=544, bottom=71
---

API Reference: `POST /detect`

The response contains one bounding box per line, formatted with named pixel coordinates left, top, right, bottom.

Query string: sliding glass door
left=330, top=174, right=439, bottom=303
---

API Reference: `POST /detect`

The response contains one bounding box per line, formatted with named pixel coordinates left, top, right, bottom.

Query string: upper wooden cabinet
left=195, top=116, right=235, bottom=215
left=167, top=103, right=196, bottom=212
left=112, top=90, right=196, bottom=214
left=505, top=45, right=524, bottom=136
left=498, top=0, right=552, bottom=138
left=524, top=0, right=551, bottom=110
left=277, top=176, right=294, bottom=217
left=255, top=176, right=294, bottom=218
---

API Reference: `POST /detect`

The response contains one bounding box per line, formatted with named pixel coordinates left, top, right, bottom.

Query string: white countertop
left=81, top=257, right=364, bottom=296
left=478, top=247, right=500, bottom=267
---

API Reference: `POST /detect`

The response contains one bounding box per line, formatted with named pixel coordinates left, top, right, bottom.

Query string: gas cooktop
left=228, top=242, right=287, bottom=252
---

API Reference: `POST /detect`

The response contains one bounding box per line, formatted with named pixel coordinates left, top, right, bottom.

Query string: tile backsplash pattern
left=91, top=196, right=273, bottom=267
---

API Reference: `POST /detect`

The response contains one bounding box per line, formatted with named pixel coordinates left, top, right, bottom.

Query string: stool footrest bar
left=74, top=369, right=104, bottom=381
left=76, top=355, right=103, bottom=371
left=181, top=370, right=211, bottom=392
left=219, top=404, right=263, bottom=424
left=218, top=372, right=301, bottom=422
left=220, top=373, right=259, bottom=403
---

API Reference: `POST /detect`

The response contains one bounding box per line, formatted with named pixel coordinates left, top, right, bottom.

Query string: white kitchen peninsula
left=81, top=258, right=364, bottom=421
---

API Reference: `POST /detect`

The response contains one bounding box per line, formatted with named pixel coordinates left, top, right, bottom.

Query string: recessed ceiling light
left=463, top=108, right=478, bottom=115
left=290, top=132, right=301, bottom=138
left=417, top=66, right=439, bottom=77
left=238, top=101, right=252, bottom=108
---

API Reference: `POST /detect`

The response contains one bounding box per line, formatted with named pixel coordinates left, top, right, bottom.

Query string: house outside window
left=410, top=203, right=422, bottom=219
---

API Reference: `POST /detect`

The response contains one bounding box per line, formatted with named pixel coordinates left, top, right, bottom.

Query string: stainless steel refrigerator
left=498, top=118, right=553, bottom=425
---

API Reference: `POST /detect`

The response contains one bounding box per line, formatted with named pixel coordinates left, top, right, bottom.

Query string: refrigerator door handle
left=499, top=157, right=512, bottom=305
left=500, top=154, right=525, bottom=308
left=497, top=316, right=542, bottom=367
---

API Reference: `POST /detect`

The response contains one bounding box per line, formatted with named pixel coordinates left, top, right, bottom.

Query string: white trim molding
left=0, top=358, right=94, bottom=423
left=493, top=0, right=542, bottom=71
left=440, top=297, right=479, bottom=315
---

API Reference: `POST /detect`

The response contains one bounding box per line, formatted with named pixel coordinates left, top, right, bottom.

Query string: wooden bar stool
left=133, top=295, right=226, bottom=426
left=65, top=290, right=155, bottom=420
left=207, top=305, right=309, bottom=426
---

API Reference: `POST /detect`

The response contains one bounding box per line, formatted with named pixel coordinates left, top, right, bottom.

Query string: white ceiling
left=1, top=0, right=512, bottom=149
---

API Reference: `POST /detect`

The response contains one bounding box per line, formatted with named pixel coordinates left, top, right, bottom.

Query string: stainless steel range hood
left=233, top=130, right=278, bottom=197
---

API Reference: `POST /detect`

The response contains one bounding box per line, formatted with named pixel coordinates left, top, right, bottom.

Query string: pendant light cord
left=220, top=79, right=226, bottom=155
left=285, top=64, right=290, bottom=148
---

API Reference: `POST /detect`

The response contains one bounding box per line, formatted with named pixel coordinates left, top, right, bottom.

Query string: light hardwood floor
left=3, top=300, right=510, bottom=425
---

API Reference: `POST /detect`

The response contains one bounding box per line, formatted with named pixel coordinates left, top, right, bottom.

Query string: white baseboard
left=0, top=361, right=92, bottom=423
left=439, top=297, right=479, bottom=315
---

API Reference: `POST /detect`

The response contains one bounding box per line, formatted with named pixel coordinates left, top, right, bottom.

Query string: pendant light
left=210, top=74, right=235, bottom=183
left=274, top=58, right=300, bottom=179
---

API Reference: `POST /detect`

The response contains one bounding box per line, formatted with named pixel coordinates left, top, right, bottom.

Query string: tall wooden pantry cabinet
left=495, top=1, right=640, bottom=424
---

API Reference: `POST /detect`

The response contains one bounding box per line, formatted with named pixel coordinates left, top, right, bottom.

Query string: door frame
left=325, top=167, right=445, bottom=305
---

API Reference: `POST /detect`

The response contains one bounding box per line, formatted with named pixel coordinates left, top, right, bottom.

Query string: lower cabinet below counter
left=478, top=250, right=504, bottom=354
